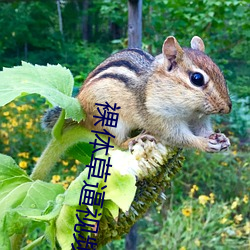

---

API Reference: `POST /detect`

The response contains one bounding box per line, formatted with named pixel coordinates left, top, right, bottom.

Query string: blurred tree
left=128, top=0, right=142, bottom=48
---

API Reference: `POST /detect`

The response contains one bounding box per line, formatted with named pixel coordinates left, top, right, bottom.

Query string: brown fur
left=77, top=36, right=232, bottom=152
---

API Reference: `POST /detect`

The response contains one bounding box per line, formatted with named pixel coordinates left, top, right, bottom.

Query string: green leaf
left=0, top=176, right=32, bottom=200
left=20, top=181, right=64, bottom=212
left=0, top=62, right=85, bottom=122
left=104, top=168, right=136, bottom=212
left=66, top=142, right=94, bottom=165
left=64, top=167, right=101, bottom=206
left=56, top=205, right=77, bottom=249
left=21, top=235, right=45, bottom=250
left=0, top=154, right=65, bottom=248
left=104, top=200, right=119, bottom=219
left=0, top=154, right=30, bottom=181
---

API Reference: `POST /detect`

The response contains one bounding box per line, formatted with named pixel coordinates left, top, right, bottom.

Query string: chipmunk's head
left=158, top=36, right=232, bottom=115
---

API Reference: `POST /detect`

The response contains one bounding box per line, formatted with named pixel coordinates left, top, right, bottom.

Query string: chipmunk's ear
left=162, top=36, right=184, bottom=63
left=191, top=36, right=205, bottom=52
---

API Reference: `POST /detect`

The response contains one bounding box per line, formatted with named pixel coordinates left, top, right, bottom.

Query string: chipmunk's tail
left=41, top=106, right=62, bottom=130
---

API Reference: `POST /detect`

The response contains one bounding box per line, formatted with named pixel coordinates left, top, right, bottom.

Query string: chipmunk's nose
left=219, top=101, right=232, bottom=114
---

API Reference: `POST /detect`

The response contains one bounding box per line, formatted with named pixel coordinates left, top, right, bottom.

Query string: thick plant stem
left=30, top=125, right=96, bottom=181
left=11, top=126, right=96, bottom=249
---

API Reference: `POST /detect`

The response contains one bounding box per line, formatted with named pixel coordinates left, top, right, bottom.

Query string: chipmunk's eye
left=190, top=72, right=204, bottom=87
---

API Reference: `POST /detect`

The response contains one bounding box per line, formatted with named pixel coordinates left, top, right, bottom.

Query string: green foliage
left=138, top=197, right=249, bottom=249
left=0, top=154, right=64, bottom=249
left=0, top=1, right=249, bottom=249
left=0, top=62, right=140, bottom=249
left=0, top=62, right=84, bottom=121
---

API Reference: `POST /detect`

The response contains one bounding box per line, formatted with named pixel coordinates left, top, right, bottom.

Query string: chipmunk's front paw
left=129, top=134, right=156, bottom=152
left=206, top=133, right=230, bottom=152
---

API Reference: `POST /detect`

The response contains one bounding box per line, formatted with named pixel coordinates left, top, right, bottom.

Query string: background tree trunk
left=82, top=0, right=90, bottom=41
left=125, top=223, right=137, bottom=250
left=128, top=0, right=142, bottom=48
left=125, top=1, right=143, bottom=248
left=56, top=0, right=64, bottom=36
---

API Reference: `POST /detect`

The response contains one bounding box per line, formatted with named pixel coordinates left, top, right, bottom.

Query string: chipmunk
left=44, top=36, right=232, bottom=153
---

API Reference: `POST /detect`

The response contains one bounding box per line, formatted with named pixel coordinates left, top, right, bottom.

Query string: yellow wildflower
left=236, top=229, right=242, bottom=237
left=3, top=138, right=9, bottom=145
left=244, top=221, right=250, bottom=234
left=62, top=160, right=69, bottom=166
left=3, top=111, right=9, bottom=116
left=11, top=119, right=18, bottom=127
left=70, top=165, right=77, bottom=172
left=179, top=247, right=186, bottom=250
left=221, top=232, right=227, bottom=238
left=234, top=214, right=243, bottom=224
left=209, top=193, right=215, bottom=204
left=0, top=130, right=8, bottom=138
left=26, top=121, right=33, bottom=129
left=66, top=176, right=75, bottom=182
left=194, top=238, right=201, bottom=247
left=198, top=195, right=210, bottom=206
left=9, top=102, right=16, bottom=108
left=51, top=175, right=61, bottom=183
left=189, top=184, right=199, bottom=198
left=32, top=157, right=39, bottom=162
left=18, top=152, right=30, bottom=159
left=221, top=162, right=228, bottom=167
left=19, top=161, right=28, bottom=169
left=63, top=182, right=69, bottom=189
left=232, top=150, right=237, bottom=156
left=243, top=195, right=248, bottom=204
left=231, top=197, right=240, bottom=209
left=75, top=159, right=81, bottom=165
left=220, top=217, right=228, bottom=224
left=182, top=207, right=192, bottom=217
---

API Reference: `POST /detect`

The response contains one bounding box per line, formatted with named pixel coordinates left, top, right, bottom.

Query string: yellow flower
left=243, top=195, right=248, bottom=204
left=194, top=238, right=201, bottom=247
left=234, top=214, right=243, bottom=224
left=244, top=221, right=250, bottom=234
left=19, top=161, right=28, bottom=169
left=221, top=232, right=227, bottom=238
left=221, top=162, right=228, bottom=167
left=182, top=207, right=192, bottom=217
left=70, top=165, right=77, bottom=172
left=209, top=193, right=215, bottom=204
left=3, top=111, right=9, bottom=116
left=18, top=152, right=30, bottom=159
left=231, top=198, right=240, bottom=209
left=9, top=102, right=16, bottom=108
left=236, top=229, right=243, bottom=237
left=0, top=130, right=8, bottom=138
left=26, top=121, right=33, bottom=129
left=32, top=157, right=39, bottom=162
left=179, top=247, right=186, bottom=250
left=189, top=184, right=199, bottom=197
left=75, top=159, right=81, bottom=165
left=11, top=119, right=18, bottom=127
left=51, top=175, right=61, bottom=183
left=62, top=160, right=69, bottom=166
left=66, top=176, right=75, bottom=182
left=63, top=182, right=69, bottom=189
left=220, top=217, right=228, bottom=224
left=198, top=195, right=210, bottom=206
left=232, top=150, right=237, bottom=156
left=3, top=138, right=9, bottom=145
